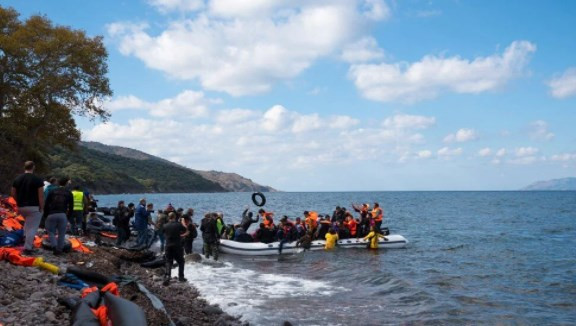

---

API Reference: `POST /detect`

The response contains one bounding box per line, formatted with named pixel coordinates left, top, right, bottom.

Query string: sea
left=95, top=191, right=576, bottom=325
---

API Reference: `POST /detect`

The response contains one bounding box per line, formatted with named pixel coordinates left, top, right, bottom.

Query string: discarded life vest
left=69, top=237, right=93, bottom=254
left=73, top=282, right=147, bottom=326
left=0, top=247, right=37, bottom=266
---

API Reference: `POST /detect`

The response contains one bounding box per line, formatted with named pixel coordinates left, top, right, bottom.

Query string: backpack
left=190, top=225, right=198, bottom=239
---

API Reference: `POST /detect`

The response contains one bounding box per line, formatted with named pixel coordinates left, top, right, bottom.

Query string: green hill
left=46, top=145, right=227, bottom=194
left=80, top=141, right=277, bottom=193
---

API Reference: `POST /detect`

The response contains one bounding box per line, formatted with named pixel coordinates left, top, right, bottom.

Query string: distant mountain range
left=522, top=177, right=576, bottom=190
left=45, top=141, right=276, bottom=194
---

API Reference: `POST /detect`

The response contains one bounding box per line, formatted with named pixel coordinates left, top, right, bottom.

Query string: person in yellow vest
left=71, top=185, right=88, bottom=235
left=324, top=228, right=339, bottom=250
left=363, top=226, right=388, bottom=249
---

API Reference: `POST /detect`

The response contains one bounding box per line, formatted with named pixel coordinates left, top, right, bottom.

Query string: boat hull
left=218, top=234, right=408, bottom=256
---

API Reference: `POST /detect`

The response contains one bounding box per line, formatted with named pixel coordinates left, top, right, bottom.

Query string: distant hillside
left=80, top=141, right=276, bottom=192
left=522, top=177, right=576, bottom=190
left=47, top=145, right=226, bottom=194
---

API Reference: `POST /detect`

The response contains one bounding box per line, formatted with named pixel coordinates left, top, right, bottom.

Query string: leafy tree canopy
left=0, top=6, right=112, bottom=191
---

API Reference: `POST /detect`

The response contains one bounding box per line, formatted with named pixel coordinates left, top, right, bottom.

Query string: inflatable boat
left=219, top=234, right=408, bottom=256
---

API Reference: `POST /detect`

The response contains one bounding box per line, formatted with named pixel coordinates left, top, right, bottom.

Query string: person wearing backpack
left=43, top=177, right=74, bottom=255
left=182, top=214, right=197, bottom=254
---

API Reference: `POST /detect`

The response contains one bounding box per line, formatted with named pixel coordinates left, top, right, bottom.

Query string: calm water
left=96, top=191, right=576, bottom=325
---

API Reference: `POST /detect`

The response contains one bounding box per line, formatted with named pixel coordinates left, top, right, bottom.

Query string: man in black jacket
left=43, top=177, right=74, bottom=255
left=200, top=213, right=219, bottom=261
left=163, top=212, right=189, bottom=285
left=113, top=201, right=131, bottom=246
left=11, top=161, right=45, bottom=255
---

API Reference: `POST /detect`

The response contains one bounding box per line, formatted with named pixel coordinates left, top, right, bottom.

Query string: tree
left=0, top=6, right=112, bottom=191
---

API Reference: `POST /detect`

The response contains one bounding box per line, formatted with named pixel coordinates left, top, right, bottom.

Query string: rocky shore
left=0, top=242, right=247, bottom=326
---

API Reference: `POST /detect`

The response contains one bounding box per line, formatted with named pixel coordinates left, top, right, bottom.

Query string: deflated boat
left=219, top=234, right=408, bottom=256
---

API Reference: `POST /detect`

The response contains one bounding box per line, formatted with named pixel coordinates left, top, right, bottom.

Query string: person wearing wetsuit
left=43, top=177, right=73, bottom=255
left=163, top=212, right=189, bottom=285
left=240, top=208, right=259, bottom=232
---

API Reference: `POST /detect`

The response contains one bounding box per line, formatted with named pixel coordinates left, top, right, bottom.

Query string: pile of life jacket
left=73, top=282, right=147, bottom=326
left=0, top=197, right=25, bottom=243
left=0, top=196, right=93, bottom=253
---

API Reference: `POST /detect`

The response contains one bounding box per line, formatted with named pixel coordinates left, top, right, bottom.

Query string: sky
left=4, top=0, right=576, bottom=191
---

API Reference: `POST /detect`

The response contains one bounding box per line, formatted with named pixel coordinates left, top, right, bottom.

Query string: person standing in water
left=325, top=228, right=339, bottom=250
left=201, top=213, right=219, bottom=260
left=181, top=214, right=197, bottom=255
left=163, top=212, right=189, bottom=285
left=363, top=226, right=388, bottom=249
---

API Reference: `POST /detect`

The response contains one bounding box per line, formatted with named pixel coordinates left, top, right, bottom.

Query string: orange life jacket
left=0, top=248, right=37, bottom=266
left=1, top=217, right=23, bottom=231
left=372, top=207, right=383, bottom=222
left=69, top=238, right=93, bottom=254
left=262, top=212, right=274, bottom=227
left=345, top=219, right=357, bottom=236
left=34, top=235, right=43, bottom=248
left=305, top=211, right=318, bottom=230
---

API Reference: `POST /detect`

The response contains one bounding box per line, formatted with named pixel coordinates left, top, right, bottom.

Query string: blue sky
left=5, top=0, right=576, bottom=191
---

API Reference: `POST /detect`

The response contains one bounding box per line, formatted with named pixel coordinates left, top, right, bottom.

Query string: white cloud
left=515, top=147, right=539, bottom=157
left=108, top=1, right=378, bottom=96
left=105, top=90, right=213, bottom=118
left=437, top=147, right=462, bottom=158
left=548, top=67, right=576, bottom=99
left=215, top=108, right=258, bottom=124
left=529, top=120, right=554, bottom=141
left=362, top=0, right=391, bottom=21
left=496, top=148, right=507, bottom=157
left=208, top=0, right=285, bottom=18
left=478, top=147, right=492, bottom=157
left=417, top=150, right=432, bottom=159
left=148, top=0, right=204, bottom=13
left=83, top=100, right=441, bottom=174
left=328, top=115, right=360, bottom=129
left=341, top=37, right=385, bottom=63
left=508, top=156, right=541, bottom=165
left=444, top=128, right=479, bottom=143
left=349, top=41, right=536, bottom=103
left=382, top=114, right=436, bottom=129
left=550, top=153, right=576, bottom=162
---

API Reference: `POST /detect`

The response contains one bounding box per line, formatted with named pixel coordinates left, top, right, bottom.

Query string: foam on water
left=180, top=256, right=349, bottom=322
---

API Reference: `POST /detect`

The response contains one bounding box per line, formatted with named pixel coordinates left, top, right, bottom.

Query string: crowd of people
left=219, top=202, right=388, bottom=251
left=9, top=160, right=389, bottom=286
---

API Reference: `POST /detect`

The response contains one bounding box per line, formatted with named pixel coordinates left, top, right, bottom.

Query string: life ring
left=251, top=192, right=266, bottom=207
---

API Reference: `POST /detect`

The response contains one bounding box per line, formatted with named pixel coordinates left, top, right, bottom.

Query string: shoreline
left=0, top=240, right=246, bottom=326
